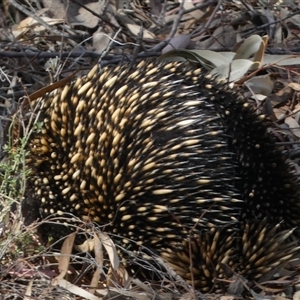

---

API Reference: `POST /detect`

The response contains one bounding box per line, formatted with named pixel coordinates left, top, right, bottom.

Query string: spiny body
left=20, top=60, right=300, bottom=291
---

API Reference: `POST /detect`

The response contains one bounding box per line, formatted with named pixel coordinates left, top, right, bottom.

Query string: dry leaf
left=66, top=1, right=104, bottom=28
left=246, top=74, right=274, bottom=96
left=127, top=24, right=155, bottom=39
left=178, top=0, right=206, bottom=19
left=75, top=238, right=95, bottom=252
left=293, top=290, right=300, bottom=300
left=88, top=232, right=104, bottom=294
left=54, top=232, right=76, bottom=281
left=234, top=35, right=263, bottom=60
left=24, top=278, right=33, bottom=300
left=107, top=264, right=130, bottom=288
left=89, top=267, right=102, bottom=295
left=273, top=108, right=287, bottom=121
left=41, top=0, right=66, bottom=18
left=288, top=82, right=300, bottom=92
left=55, top=278, right=102, bottom=300
left=284, top=117, right=300, bottom=138
left=13, top=16, right=64, bottom=37
left=162, top=35, right=191, bottom=54
left=93, top=29, right=112, bottom=54
left=99, top=232, right=119, bottom=270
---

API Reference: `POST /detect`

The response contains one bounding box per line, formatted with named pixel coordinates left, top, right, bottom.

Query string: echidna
left=15, top=60, right=300, bottom=291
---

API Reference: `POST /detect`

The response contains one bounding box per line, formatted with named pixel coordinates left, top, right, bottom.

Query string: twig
left=99, top=28, right=122, bottom=63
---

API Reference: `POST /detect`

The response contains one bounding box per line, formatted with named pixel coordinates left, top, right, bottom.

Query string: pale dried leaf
left=116, top=0, right=130, bottom=9
left=179, top=0, right=206, bottom=19
left=180, top=293, right=197, bottom=300
left=128, top=292, right=154, bottom=300
left=18, top=16, right=64, bottom=29
left=162, top=35, right=191, bottom=53
left=89, top=267, right=102, bottom=295
left=93, top=30, right=112, bottom=54
left=127, top=24, right=155, bottom=39
left=199, top=25, right=237, bottom=50
left=11, top=219, right=22, bottom=235
left=274, top=21, right=283, bottom=44
left=294, top=102, right=300, bottom=113
left=274, top=86, right=293, bottom=105
left=261, top=35, right=269, bottom=45
left=42, top=0, right=66, bottom=18
left=264, top=55, right=300, bottom=66
left=273, top=107, right=287, bottom=121
left=149, top=0, right=163, bottom=17
left=94, top=232, right=103, bottom=267
left=99, top=232, right=120, bottom=269
left=219, top=52, right=236, bottom=61
left=294, top=111, right=300, bottom=123
left=86, top=234, right=103, bottom=293
left=211, top=59, right=259, bottom=81
left=191, top=50, right=231, bottom=67
left=219, top=296, right=237, bottom=300
left=97, top=286, right=159, bottom=300
left=55, top=278, right=102, bottom=300
left=107, top=264, right=131, bottom=288
left=251, top=289, right=270, bottom=300
left=277, top=296, right=290, bottom=300
left=293, top=290, right=300, bottom=300
left=116, top=10, right=155, bottom=39
left=131, top=278, right=154, bottom=292
left=67, top=2, right=103, bottom=28
left=288, top=82, right=300, bottom=92
left=280, top=8, right=300, bottom=28
left=75, top=238, right=95, bottom=252
left=55, top=232, right=76, bottom=280
left=256, top=94, right=268, bottom=101
left=262, top=7, right=276, bottom=39
left=234, top=35, right=263, bottom=60
left=120, top=265, right=131, bottom=288
left=246, top=74, right=274, bottom=96
left=24, top=278, right=33, bottom=300
left=14, top=16, right=64, bottom=36
left=253, top=35, right=268, bottom=66
left=284, top=117, right=300, bottom=138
